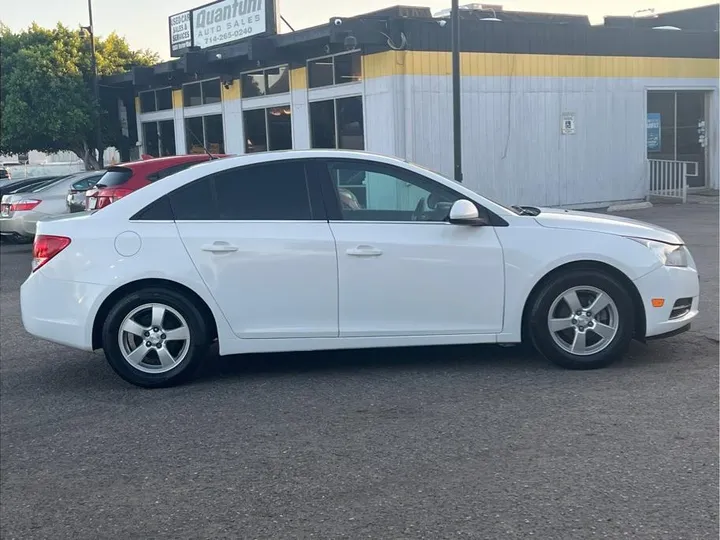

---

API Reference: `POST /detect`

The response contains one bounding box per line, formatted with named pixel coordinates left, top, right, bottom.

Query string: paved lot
left=1, top=203, right=718, bottom=539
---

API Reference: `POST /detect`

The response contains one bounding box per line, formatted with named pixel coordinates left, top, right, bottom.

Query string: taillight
left=110, top=188, right=133, bottom=203
left=10, top=199, right=40, bottom=212
left=32, top=235, right=71, bottom=272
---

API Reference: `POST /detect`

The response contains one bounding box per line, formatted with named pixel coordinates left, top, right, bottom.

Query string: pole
left=88, top=0, right=103, bottom=169
left=451, top=0, right=463, bottom=182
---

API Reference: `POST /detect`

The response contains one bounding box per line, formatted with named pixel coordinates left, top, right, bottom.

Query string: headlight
left=628, top=237, right=688, bottom=267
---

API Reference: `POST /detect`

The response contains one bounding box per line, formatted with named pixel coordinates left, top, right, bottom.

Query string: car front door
left=171, top=159, right=339, bottom=339
left=316, top=159, right=505, bottom=338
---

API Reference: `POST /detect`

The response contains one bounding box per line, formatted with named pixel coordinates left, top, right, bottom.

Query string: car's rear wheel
left=102, top=288, right=210, bottom=387
left=528, top=269, right=635, bottom=370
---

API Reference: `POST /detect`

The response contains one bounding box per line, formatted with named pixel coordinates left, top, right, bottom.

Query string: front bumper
left=633, top=264, right=700, bottom=338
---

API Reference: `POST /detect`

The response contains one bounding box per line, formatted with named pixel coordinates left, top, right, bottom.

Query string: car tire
left=527, top=269, right=635, bottom=370
left=102, top=287, right=210, bottom=388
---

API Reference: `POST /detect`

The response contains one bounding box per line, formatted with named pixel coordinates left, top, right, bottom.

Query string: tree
left=0, top=23, right=158, bottom=169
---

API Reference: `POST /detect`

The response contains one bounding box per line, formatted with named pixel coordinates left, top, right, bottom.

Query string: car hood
left=533, top=208, right=683, bottom=245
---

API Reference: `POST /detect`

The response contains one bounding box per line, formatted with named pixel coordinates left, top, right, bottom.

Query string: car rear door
left=171, top=159, right=339, bottom=339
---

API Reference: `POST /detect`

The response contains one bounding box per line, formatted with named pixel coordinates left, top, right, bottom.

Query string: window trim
left=182, top=77, right=222, bottom=108
left=306, top=50, right=362, bottom=89
left=311, top=158, right=508, bottom=226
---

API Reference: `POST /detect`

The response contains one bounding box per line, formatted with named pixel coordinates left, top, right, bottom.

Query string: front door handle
left=201, top=242, right=239, bottom=253
left=346, top=245, right=383, bottom=257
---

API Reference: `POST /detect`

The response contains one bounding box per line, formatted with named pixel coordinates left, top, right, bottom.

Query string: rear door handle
left=201, top=242, right=239, bottom=253
left=346, top=245, right=383, bottom=257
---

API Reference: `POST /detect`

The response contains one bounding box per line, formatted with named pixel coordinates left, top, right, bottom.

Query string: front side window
left=327, top=162, right=462, bottom=222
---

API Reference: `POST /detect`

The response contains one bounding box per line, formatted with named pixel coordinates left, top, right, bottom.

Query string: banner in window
left=647, top=113, right=661, bottom=152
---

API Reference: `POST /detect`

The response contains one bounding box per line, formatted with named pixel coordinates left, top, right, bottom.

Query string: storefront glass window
left=159, top=120, right=176, bottom=156
left=647, top=90, right=707, bottom=187
left=185, top=116, right=205, bottom=153
left=202, top=79, right=222, bottom=104
left=242, top=71, right=266, bottom=97
left=142, top=122, right=160, bottom=157
left=156, top=88, right=173, bottom=111
left=204, top=114, right=225, bottom=153
left=267, top=107, right=292, bottom=150
left=267, top=66, right=289, bottom=94
left=243, top=109, right=267, bottom=152
left=183, top=83, right=203, bottom=107
left=310, top=97, right=364, bottom=150
left=308, top=58, right=334, bottom=88
left=334, top=52, right=362, bottom=84
left=139, top=91, right=156, bottom=113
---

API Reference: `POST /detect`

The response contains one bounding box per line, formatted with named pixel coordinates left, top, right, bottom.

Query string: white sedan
left=20, top=150, right=699, bottom=387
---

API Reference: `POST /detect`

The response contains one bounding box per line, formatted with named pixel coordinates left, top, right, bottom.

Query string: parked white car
left=20, top=150, right=699, bottom=387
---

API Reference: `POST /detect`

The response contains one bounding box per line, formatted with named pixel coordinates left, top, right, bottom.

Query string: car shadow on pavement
left=24, top=337, right=686, bottom=393
left=196, top=339, right=666, bottom=383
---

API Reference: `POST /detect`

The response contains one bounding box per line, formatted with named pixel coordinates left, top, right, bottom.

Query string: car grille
left=669, top=298, right=693, bottom=320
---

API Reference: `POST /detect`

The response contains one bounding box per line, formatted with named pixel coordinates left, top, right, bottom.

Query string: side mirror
left=449, top=199, right=488, bottom=226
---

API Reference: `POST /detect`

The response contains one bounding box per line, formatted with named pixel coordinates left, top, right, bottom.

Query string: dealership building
left=102, top=2, right=720, bottom=208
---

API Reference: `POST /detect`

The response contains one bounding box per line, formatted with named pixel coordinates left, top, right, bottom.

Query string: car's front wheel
left=102, top=288, right=210, bottom=387
left=528, top=269, right=635, bottom=370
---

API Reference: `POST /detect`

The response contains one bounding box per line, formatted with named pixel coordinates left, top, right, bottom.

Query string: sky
left=0, top=0, right=710, bottom=59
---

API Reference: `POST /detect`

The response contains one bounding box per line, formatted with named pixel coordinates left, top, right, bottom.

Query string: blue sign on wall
left=647, top=113, right=661, bottom=152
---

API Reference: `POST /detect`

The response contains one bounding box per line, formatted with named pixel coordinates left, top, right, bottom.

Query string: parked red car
left=85, top=154, right=227, bottom=210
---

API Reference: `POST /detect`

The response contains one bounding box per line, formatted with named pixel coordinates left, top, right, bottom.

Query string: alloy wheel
left=547, top=285, right=619, bottom=356
left=118, top=303, right=191, bottom=373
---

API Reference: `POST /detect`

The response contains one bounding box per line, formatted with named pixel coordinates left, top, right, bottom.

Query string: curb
left=607, top=201, right=653, bottom=212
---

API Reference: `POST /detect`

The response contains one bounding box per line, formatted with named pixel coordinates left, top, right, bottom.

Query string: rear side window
left=169, top=178, right=217, bottom=220
left=97, top=167, right=133, bottom=187
left=167, top=161, right=315, bottom=221
left=214, top=161, right=312, bottom=220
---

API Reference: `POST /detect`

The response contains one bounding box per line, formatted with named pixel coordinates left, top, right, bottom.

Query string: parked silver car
left=0, top=172, right=98, bottom=242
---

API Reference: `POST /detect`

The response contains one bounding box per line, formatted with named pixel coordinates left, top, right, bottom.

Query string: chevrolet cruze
left=20, top=150, right=699, bottom=387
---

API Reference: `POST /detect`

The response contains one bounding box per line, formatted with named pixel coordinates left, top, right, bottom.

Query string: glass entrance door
left=647, top=90, right=707, bottom=188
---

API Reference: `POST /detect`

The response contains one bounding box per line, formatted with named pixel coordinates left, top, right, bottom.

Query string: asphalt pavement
left=1, top=202, right=718, bottom=539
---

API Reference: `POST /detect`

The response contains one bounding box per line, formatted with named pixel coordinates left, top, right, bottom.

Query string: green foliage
left=0, top=22, right=157, bottom=164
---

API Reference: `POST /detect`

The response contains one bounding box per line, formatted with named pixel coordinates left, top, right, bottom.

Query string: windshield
left=96, top=167, right=133, bottom=188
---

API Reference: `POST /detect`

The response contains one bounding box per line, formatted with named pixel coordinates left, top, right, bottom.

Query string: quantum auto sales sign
left=193, top=0, right=266, bottom=49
